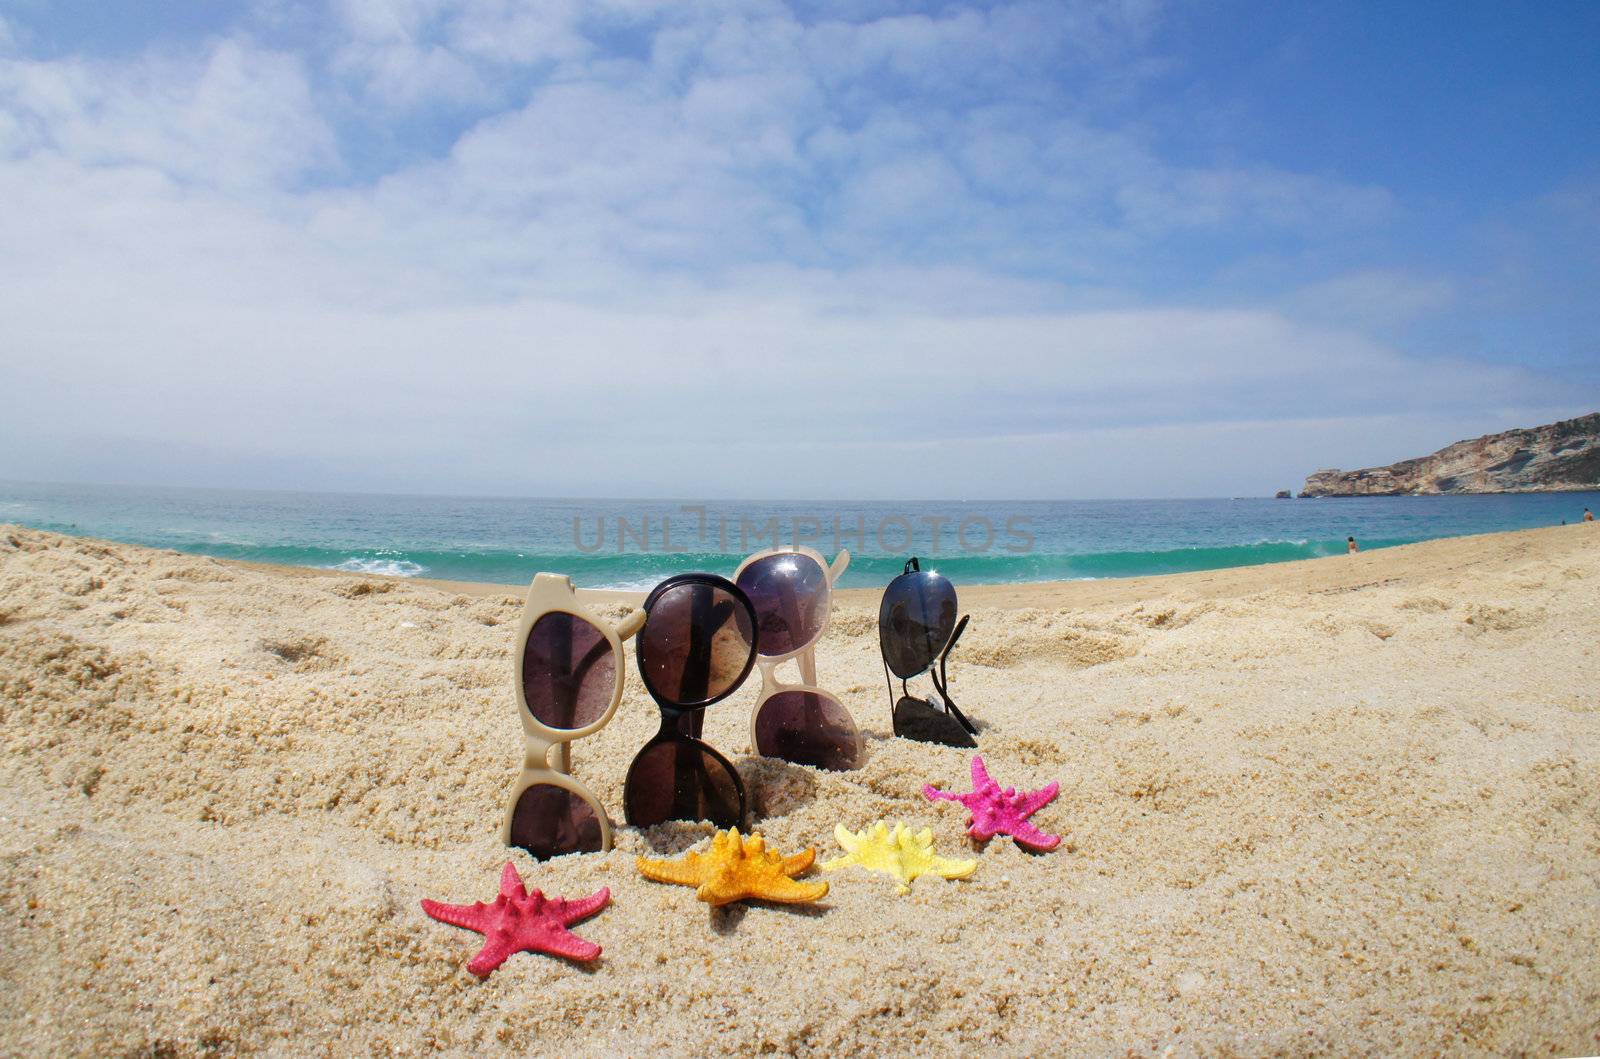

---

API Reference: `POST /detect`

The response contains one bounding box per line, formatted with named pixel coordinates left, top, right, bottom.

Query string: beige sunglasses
left=499, top=572, right=645, bottom=859
left=732, top=546, right=863, bottom=771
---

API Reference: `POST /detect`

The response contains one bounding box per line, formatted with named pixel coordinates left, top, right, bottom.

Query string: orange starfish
left=636, top=827, right=828, bottom=907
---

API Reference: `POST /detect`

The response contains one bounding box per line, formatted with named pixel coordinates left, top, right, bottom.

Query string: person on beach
left=1347, top=536, right=1359, bottom=553
left=1586, top=508, right=1595, bottom=522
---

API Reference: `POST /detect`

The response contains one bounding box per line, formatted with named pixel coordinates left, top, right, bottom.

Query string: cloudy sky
left=1, top=1, right=1596, bottom=499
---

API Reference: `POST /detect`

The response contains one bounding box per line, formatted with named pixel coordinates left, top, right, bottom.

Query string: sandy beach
left=1, top=522, right=1597, bottom=1055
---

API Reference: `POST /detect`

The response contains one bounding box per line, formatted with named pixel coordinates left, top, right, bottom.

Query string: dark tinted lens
left=737, top=553, right=828, bottom=657
left=521, top=612, right=616, bottom=730
left=624, top=738, right=745, bottom=829
left=754, top=690, right=862, bottom=771
left=639, top=581, right=756, bottom=705
left=879, top=571, right=958, bottom=678
left=508, top=783, right=604, bottom=859
left=893, top=695, right=977, bottom=748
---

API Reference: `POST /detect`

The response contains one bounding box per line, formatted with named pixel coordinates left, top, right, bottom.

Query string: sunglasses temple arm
left=882, top=656, right=897, bottom=723
left=937, top=616, right=978, bottom=735
left=798, top=644, right=818, bottom=687
left=803, top=552, right=845, bottom=687
left=939, top=615, right=969, bottom=688
left=947, top=694, right=979, bottom=737
left=672, top=727, right=707, bottom=820
left=550, top=740, right=572, bottom=775
left=830, top=549, right=850, bottom=581
left=779, top=579, right=807, bottom=680
left=616, top=607, right=645, bottom=640
left=672, top=738, right=691, bottom=819
left=680, top=593, right=717, bottom=702
left=931, top=667, right=979, bottom=736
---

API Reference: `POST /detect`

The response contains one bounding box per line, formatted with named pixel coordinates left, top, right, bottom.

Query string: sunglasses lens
left=638, top=582, right=755, bottom=705
left=508, top=783, right=604, bottom=860
left=754, top=690, right=862, bottom=771
left=879, top=571, right=958, bottom=677
left=521, top=612, right=615, bottom=730
left=736, top=553, right=829, bottom=657
left=893, top=695, right=977, bottom=748
left=624, top=739, right=745, bottom=829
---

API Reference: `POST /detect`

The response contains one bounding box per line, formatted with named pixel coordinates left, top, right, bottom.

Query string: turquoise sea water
left=2, top=480, right=1595, bottom=590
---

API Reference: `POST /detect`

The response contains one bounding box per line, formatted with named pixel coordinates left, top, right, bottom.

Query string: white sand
left=1, top=523, right=1597, bottom=1055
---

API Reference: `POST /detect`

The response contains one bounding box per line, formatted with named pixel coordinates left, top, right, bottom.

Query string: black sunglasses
left=878, top=557, right=978, bottom=747
left=623, top=573, right=756, bottom=830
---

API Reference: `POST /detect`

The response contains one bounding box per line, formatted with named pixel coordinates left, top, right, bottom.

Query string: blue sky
left=0, top=1, right=1596, bottom=499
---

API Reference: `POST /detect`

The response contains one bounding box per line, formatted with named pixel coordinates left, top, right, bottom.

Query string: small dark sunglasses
left=878, top=557, right=978, bottom=748
left=623, top=573, right=757, bottom=830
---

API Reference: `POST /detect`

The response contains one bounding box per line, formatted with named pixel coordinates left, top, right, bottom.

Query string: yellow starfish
left=636, top=827, right=829, bottom=908
left=821, top=822, right=978, bottom=894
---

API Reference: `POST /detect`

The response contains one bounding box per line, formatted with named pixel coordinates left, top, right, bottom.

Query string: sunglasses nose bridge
left=660, top=705, right=704, bottom=741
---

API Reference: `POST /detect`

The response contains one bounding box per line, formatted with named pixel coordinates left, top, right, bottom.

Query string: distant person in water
left=1347, top=536, right=1359, bottom=553
left=1586, top=508, right=1595, bottom=522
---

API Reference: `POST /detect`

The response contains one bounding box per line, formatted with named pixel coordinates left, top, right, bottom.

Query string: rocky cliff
left=1301, top=412, right=1600, bottom=496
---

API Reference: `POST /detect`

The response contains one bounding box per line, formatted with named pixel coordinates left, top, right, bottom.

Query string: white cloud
left=1289, top=270, right=1455, bottom=327
left=0, top=1, right=1578, bottom=498
left=0, top=38, right=334, bottom=190
left=328, top=0, right=603, bottom=108
left=0, top=158, right=1565, bottom=497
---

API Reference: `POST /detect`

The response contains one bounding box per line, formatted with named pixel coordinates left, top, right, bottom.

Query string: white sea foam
left=326, top=557, right=427, bottom=577
left=594, top=577, right=666, bottom=592
left=200, top=531, right=262, bottom=547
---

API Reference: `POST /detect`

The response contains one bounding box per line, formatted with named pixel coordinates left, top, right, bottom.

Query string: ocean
left=2, top=480, right=1595, bottom=590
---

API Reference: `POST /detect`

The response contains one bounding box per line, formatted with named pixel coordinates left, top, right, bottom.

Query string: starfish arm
left=556, top=887, right=611, bottom=924
left=964, top=817, right=998, bottom=841
left=751, top=877, right=829, bottom=904
left=970, top=755, right=996, bottom=793
left=832, top=824, right=860, bottom=852
left=537, top=928, right=602, bottom=962
left=819, top=852, right=856, bottom=872
left=498, top=862, right=526, bottom=900
left=465, top=936, right=517, bottom=977
left=923, top=784, right=961, bottom=804
left=420, top=898, right=495, bottom=934
left=636, top=852, right=707, bottom=888
left=930, top=855, right=979, bottom=881
left=1008, top=819, right=1062, bottom=851
left=780, top=847, right=817, bottom=876
left=1016, top=781, right=1060, bottom=816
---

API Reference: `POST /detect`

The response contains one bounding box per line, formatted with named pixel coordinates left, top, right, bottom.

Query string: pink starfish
left=924, top=755, right=1062, bottom=851
left=421, top=862, right=609, bottom=975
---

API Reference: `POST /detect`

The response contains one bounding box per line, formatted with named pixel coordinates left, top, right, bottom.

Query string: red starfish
left=924, top=754, right=1062, bottom=851
left=421, top=862, right=609, bottom=975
